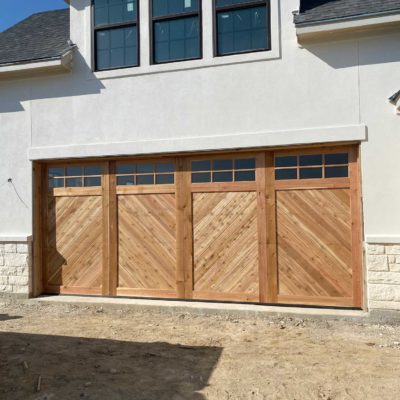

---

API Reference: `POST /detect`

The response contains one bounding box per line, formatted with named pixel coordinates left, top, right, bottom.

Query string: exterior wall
left=0, top=242, right=31, bottom=297
left=0, top=0, right=399, bottom=309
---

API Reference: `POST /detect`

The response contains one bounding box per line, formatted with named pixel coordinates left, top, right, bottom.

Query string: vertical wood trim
left=265, top=151, right=278, bottom=303
left=42, top=165, right=49, bottom=293
left=102, top=161, right=118, bottom=296
left=349, top=145, right=364, bottom=309
left=32, top=162, right=43, bottom=297
left=176, top=157, right=193, bottom=299
left=256, top=153, right=268, bottom=303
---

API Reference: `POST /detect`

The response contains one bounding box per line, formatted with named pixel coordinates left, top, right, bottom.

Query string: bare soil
left=0, top=298, right=399, bottom=400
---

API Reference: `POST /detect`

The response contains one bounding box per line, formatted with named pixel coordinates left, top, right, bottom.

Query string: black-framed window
left=93, top=0, right=139, bottom=71
left=151, top=0, right=202, bottom=64
left=214, top=0, right=270, bottom=57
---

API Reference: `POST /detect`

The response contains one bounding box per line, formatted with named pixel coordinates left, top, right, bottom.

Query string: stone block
left=368, top=300, right=400, bottom=311
left=367, top=255, right=388, bottom=271
left=12, top=285, right=28, bottom=294
left=390, top=264, right=400, bottom=272
left=0, top=276, right=8, bottom=285
left=385, top=245, right=400, bottom=255
left=8, top=276, right=29, bottom=286
left=368, top=271, right=400, bottom=285
left=16, top=244, right=29, bottom=254
left=369, top=284, right=400, bottom=302
left=367, top=244, right=385, bottom=255
left=0, top=285, right=13, bottom=292
left=0, top=256, right=4, bottom=267
left=4, top=253, right=29, bottom=268
left=4, top=244, right=16, bottom=253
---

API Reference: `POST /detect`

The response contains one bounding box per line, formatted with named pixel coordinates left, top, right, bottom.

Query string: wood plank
left=46, top=285, right=102, bottom=296
left=49, top=187, right=102, bottom=197
left=349, top=146, right=364, bottom=309
left=275, top=178, right=350, bottom=190
left=116, top=185, right=175, bottom=195
left=191, top=183, right=257, bottom=192
left=116, top=288, right=177, bottom=298
left=277, top=295, right=354, bottom=307
left=192, top=291, right=259, bottom=303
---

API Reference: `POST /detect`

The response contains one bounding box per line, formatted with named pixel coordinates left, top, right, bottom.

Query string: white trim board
left=0, top=235, right=33, bottom=243
left=29, top=124, right=367, bottom=161
left=365, top=236, right=400, bottom=244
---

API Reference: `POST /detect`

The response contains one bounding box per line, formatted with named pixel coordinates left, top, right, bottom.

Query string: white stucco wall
left=0, top=0, right=399, bottom=244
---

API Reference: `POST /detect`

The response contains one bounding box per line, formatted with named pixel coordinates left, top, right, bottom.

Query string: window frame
left=149, top=0, right=203, bottom=65
left=92, top=0, right=141, bottom=72
left=213, top=0, right=271, bottom=58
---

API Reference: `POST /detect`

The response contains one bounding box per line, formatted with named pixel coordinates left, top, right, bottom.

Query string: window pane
left=84, top=177, right=102, bottom=187
left=217, top=6, right=268, bottom=56
left=192, top=160, right=211, bottom=171
left=66, top=166, right=83, bottom=176
left=213, top=171, right=233, bottom=182
left=325, top=153, right=349, bottom=165
left=152, top=0, right=199, bottom=17
left=235, top=170, right=256, bottom=181
left=137, top=164, right=154, bottom=173
left=275, top=169, right=297, bottom=180
left=117, top=164, right=136, bottom=174
left=84, top=166, right=102, bottom=176
left=137, top=175, right=155, bottom=185
left=48, top=167, right=64, bottom=178
left=154, top=17, right=200, bottom=63
left=299, top=167, right=323, bottom=179
left=299, top=154, right=323, bottom=166
left=94, top=0, right=137, bottom=26
left=156, top=174, right=174, bottom=184
left=66, top=177, right=83, bottom=187
left=156, top=162, right=175, bottom=173
left=117, top=175, right=135, bottom=185
left=192, top=172, right=211, bottom=183
left=49, top=178, right=64, bottom=188
left=235, top=158, right=256, bottom=170
left=213, top=159, right=233, bottom=170
left=275, top=156, right=297, bottom=168
left=216, top=0, right=265, bottom=7
left=325, top=166, right=349, bottom=178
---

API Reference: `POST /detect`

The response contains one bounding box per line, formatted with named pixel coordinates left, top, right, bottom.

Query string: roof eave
left=295, top=12, right=400, bottom=42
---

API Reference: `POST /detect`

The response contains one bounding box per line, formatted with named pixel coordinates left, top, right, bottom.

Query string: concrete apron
left=30, top=295, right=384, bottom=323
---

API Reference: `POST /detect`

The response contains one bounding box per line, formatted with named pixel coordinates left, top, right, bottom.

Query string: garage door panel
left=277, top=189, right=353, bottom=299
left=46, top=196, right=103, bottom=289
left=118, top=194, right=177, bottom=291
left=193, top=192, right=259, bottom=297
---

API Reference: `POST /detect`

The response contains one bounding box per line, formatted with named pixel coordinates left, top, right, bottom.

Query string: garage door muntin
left=41, top=146, right=362, bottom=308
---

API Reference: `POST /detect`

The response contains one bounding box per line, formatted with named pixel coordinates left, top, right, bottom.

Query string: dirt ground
left=0, top=298, right=399, bottom=400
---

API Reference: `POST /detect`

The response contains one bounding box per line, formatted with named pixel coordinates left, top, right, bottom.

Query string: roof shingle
left=295, top=0, right=400, bottom=25
left=0, top=8, right=71, bottom=66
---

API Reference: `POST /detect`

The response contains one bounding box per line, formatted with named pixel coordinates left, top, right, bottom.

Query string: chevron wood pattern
left=46, top=196, right=103, bottom=289
left=277, top=189, right=353, bottom=298
left=193, top=192, right=259, bottom=297
left=118, top=194, right=177, bottom=291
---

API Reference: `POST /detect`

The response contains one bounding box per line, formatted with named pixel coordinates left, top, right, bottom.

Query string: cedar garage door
left=39, top=145, right=362, bottom=307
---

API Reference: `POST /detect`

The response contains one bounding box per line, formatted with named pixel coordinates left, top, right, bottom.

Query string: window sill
left=91, top=47, right=280, bottom=80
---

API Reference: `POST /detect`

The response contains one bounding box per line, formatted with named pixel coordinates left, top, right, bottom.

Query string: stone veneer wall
left=367, top=244, right=400, bottom=311
left=0, top=242, right=31, bottom=297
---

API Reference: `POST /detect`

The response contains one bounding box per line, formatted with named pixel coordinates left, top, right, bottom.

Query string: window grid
left=48, top=166, right=103, bottom=188
left=116, top=162, right=176, bottom=186
left=150, top=0, right=202, bottom=65
left=274, top=153, right=349, bottom=181
left=191, top=158, right=256, bottom=183
left=93, top=0, right=140, bottom=71
left=214, top=0, right=270, bottom=57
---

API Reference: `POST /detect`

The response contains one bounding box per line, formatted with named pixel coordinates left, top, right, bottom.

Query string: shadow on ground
left=0, top=314, right=22, bottom=322
left=0, top=332, right=222, bottom=400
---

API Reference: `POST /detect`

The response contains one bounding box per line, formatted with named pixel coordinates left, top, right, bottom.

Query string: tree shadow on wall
left=0, top=332, right=222, bottom=400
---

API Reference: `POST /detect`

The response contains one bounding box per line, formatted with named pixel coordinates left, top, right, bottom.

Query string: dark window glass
left=49, top=178, right=64, bottom=188
left=156, top=162, right=175, bottom=173
left=235, top=170, right=255, bottom=181
left=137, top=175, right=155, bottom=185
left=216, top=3, right=269, bottom=56
left=117, top=164, right=136, bottom=174
left=275, top=156, right=297, bottom=168
left=152, top=0, right=199, bottom=17
left=94, top=0, right=137, bottom=26
left=275, top=169, right=297, bottom=180
left=66, top=166, right=83, bottom=176
left=213, top=171, right=233, bottom=182
left=299, top=154, right=323, bottom=166
left=325, top=166, right=349, bottom=178
left=117, top=175, right=135, bottom=186
left=213, top=159, right=233, bottom=171
left=156, top=174, right=175, bottom=184
left=66, top=177, right=83, bottom=187
left=84, top=165, right=102, bottom=176
left=192, top=160, right=211, bottom=171
left=49, top=167, right=64, bottom=178
left=84, top=177, right=102, bottom=187
left=235, top=158, right=256, bottom=170
left=192, top=172, right=211, bottom=183
left=137, top=164, right=154, bottom=173
left=325, top=153, right=349, bottom=165
left=216, top=0, right=264, bottom=6
left=299, top=167, right=323, bottom=179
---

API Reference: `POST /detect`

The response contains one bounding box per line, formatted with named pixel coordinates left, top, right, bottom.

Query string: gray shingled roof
left=389, top=90, right=400, bottom=104
left=0, top=8, right=71, bottom=66
left=295, top=0, right=400, bottom=25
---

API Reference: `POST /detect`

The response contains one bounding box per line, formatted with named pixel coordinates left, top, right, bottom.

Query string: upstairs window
left=215, top=0, right=270, bottom=57
left=151, top=0, right=202, bottom=64
left=93, top=0, right=139, bottom=71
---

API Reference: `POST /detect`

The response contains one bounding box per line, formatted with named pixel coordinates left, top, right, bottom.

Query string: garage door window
left=116, top=162, right=175, bottom=185
left=191, top=157, right=256, bottom=183
left=48, top=166, right=102, bottom=188
left=275, top=153, right=349, bottom=180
